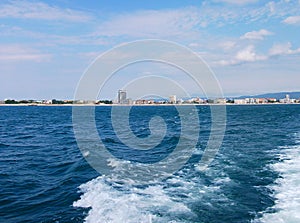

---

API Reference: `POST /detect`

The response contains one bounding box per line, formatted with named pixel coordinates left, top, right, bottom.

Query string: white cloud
left=0, top=24, right=111, bottom=47
left=213, top=0, right=258, bottom=5
left=95, top=8, right=202, bottom=39
left=283, top=16, right=300, bottom=25
left=269, top=42, right=300, bottom=56
left=218, top=45, right=267, bottom=65
left=236, top=45, right=267, bottom=61
left=0, top=45, right=51, bottom=62
left=92, top=7, right=228, bottom=39
left=267, top=1, right=276, bottom=14
left=218, top=42, right=300, bottom=66
left=92, top=6, right=265, bottom=40
left=219, top=41, right=236, bottom=50
left=0, top=1, right=91, bottom=21
left=1, top=1, right=299, bottom=45
left=91, top=1, right=300, bottom=40
left=241, top=29, right=273, bottom=40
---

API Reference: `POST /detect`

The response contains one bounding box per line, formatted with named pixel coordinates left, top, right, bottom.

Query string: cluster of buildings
left=0, top=99, right=112, bottom=105
left=229, top=94, right=297, bottom=105
left=116, top=90, right=300, bottom=105
left=117, top=90, right=179, bottom=105
left=1, top=92, right=299, bottom=106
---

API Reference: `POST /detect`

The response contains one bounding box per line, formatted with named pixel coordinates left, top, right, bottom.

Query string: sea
left=0, top=104, right=299, bottom=223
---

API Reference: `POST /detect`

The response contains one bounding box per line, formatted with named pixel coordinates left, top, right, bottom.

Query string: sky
left=0, top=0, right=300, bottom=100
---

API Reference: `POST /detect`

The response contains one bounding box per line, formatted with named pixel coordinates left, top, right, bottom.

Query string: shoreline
left=0, top=103, right=299, bottom=107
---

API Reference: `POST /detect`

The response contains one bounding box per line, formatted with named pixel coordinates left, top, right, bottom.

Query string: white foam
left=107, top=157, right=131, bottom=168
left=258, top=140, right=300, bottom=223
left=83, top=151, right=90, bottom=157
left=73, top=176, right=193, bottom=223
left=74, top=147, right=232, bottom=223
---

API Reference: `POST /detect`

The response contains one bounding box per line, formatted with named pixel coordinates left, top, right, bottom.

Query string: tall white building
left=280, top=94, right=292, bottom=103
left=286, top=94, right=290, bottom=103
left=118, top=90, right=127, bottom=104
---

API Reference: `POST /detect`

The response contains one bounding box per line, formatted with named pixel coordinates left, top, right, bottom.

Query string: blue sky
left=0, top=0, right=300, bottom=100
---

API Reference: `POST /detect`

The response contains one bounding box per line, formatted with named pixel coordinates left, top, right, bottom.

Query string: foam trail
left=259, top=135, right=300, bottom=223
left=73, top=176, right=192, bottom=223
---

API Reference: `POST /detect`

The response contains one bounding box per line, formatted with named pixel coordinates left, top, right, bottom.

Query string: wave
left=257, top=134, right=300, bottom=223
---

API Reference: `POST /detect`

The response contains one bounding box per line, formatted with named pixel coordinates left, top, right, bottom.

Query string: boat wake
left=73, top=175, right=195, bottom=223
left=257, top=133, right=300, bottom=223
left=73, top=154, right=230, bottom=223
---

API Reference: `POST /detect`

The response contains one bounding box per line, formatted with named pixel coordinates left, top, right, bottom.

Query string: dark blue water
left=0, top=105, right=299, bottom=223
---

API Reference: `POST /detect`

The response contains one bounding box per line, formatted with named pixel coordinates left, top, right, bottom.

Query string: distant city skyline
left=2, top=90, right=300, bottom=102
left=1, top=0, right=300, bottom=100
left=1, top=92, right=299, bottom=105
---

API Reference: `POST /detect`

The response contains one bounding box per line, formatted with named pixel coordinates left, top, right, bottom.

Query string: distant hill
left=236, top=92, right=300, bottom=100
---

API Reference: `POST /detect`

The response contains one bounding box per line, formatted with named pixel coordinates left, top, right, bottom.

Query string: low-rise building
left=214, top=98, right=226, bottom=104
left=135, top=99, right=150, bottom=104
left=169, top=95, right=177, bottom=104
left=234, top=99, right=247, bottom=104
left=245, top=98, right=255, bottom=104
left=255, top=98, right=267, bottom=104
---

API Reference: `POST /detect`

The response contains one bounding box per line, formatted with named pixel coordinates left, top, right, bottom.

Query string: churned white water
left=73, top=176, right=194, bottom=223
left=73, top=159, right=230, bottom=223
left=259, top=135, right=300, bottom=223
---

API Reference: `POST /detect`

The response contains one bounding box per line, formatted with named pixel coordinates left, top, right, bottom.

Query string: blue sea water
left=0, top=105, right=300, bottom=223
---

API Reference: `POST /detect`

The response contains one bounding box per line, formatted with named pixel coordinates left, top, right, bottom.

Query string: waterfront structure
left=169, top=95, right=177, bottom=104
left=214, top=98, right=226, bottom=104
left=286, top=94, right=290, bottom=102
left=2, top=93, right=300, bottom=106
left=280, top=95, right=288, bottom=103
left=135, top=99, right=155, bottom=104
left=118, top=90, right=127, bottom=104
left=256, top=98, right=268, bottom=104
left=281, top=94, right=291, bottom=103
left=234, top=99, right=247, bottom=104
left=280, top=95, right=296, bottom=104
left=245, top=98, right=255, bottom=104
left=187, top=97, right=206, bottom=104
